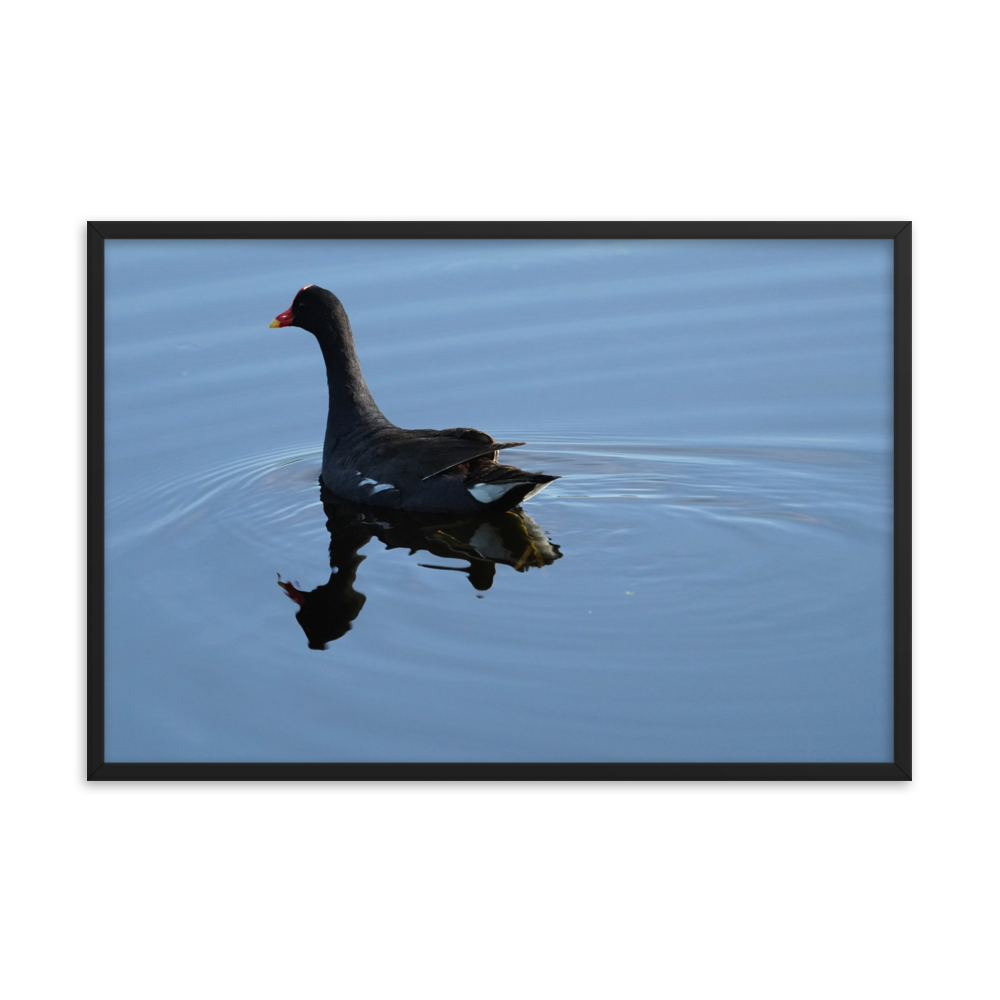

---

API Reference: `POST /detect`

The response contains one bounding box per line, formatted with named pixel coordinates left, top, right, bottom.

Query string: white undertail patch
left=469, top=482, right=526, bottom=503
left=522, top=481, right=552, bottom=500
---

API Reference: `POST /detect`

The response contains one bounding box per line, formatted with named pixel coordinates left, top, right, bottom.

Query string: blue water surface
left=104, top=239, right=894, bottom=762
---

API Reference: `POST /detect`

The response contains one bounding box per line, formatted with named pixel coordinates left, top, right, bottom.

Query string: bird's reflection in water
left=278, top=489, right=562, bottom=649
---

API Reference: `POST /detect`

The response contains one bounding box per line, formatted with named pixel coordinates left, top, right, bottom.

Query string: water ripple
left=107, top=432, right=887, bottom=561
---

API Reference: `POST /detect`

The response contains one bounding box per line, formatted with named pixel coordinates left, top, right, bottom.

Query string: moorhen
left=270, top=285, right=558, bottom=513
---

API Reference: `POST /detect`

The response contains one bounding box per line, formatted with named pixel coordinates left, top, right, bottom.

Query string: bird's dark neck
left=311, top=314, right=390, bottom=453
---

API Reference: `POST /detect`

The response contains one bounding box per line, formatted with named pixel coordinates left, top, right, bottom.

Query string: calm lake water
left=104, top=239, right=894, bottom=763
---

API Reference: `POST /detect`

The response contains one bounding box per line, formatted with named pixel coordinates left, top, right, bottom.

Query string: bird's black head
left=270, top=285, right=346, bottom=336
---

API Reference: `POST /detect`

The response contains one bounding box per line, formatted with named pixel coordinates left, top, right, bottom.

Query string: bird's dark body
left=271, top=285, right=558, bottom=514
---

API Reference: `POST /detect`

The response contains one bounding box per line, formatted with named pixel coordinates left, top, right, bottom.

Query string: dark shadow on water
left=278, top=488, right=562, bottom=649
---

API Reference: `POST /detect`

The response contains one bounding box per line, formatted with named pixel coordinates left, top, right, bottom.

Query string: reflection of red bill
left=277, top=576, right=306, bottom=606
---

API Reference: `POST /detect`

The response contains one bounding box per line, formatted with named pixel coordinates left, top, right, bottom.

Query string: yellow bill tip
left=268, top=318, right=281, bottom=328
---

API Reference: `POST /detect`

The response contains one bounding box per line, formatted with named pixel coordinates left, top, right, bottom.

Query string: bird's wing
left=369, top=429, right=525, bottom=481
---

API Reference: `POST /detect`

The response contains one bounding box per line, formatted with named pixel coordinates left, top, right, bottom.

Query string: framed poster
left=88, top=222, right=911, bottom=780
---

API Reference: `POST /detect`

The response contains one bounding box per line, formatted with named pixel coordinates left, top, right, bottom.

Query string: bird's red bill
left=270, top=286, right=315, bottom=326
left=270, top=305, right=294, bottom=328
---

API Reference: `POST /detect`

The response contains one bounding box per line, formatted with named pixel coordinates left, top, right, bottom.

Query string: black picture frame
left=87, top=221, right=912, bottom=781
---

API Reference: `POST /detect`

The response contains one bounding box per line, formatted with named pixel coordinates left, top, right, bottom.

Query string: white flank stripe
left=359, top=478, right=378, bottom=487
left=370, top=483, right=395, bottom=493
